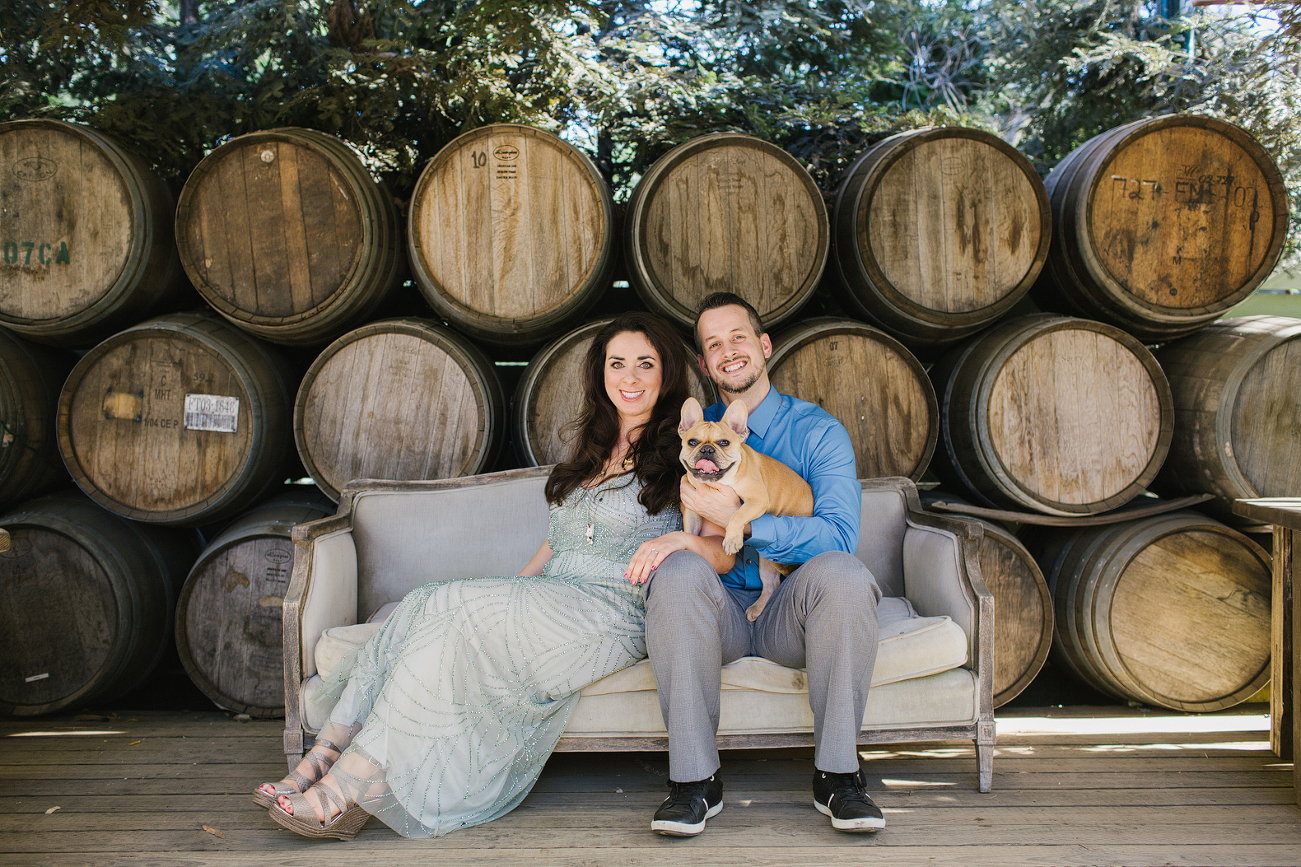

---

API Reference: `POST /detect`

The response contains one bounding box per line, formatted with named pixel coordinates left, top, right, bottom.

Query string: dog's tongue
left=695, top=458, right=720, bottom=475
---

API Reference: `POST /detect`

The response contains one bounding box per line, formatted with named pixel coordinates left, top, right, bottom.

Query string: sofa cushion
left=312, top=595, right=967, bottom=695
left=581, top=596, right=966, bottom=695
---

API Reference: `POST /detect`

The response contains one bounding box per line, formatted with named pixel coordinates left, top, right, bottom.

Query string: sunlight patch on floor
left=996, top=714, right=1270, bottom=736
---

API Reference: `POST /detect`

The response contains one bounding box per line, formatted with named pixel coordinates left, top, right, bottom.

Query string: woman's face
left=603, top=330, right=663, bottom=429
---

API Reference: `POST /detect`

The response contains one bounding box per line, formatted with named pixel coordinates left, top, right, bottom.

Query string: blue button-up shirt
left=704, top=387, right=861, bottom=591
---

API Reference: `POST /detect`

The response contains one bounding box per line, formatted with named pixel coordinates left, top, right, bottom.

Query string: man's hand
left=680, top=476, right=745, bottom=533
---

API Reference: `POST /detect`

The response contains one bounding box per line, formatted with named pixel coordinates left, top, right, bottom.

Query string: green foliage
left=2, top=0, right=1297, bottom=245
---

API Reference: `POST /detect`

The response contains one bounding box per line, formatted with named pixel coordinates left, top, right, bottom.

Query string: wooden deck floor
left=1, top=706, right=1298, bottom=867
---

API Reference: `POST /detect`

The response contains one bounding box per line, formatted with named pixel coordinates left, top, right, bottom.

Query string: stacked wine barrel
left=1, top=113, right=1294, bottom=716
left=917, top=115, right=1291, bottom=711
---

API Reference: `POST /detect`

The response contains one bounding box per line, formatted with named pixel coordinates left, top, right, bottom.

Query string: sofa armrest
left=282, top=513, right=357, bottom=764
left=901, top=506, right=993, bottom=723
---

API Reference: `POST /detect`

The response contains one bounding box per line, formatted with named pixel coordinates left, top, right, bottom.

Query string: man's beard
left=715, top=361, right=764, bottom=395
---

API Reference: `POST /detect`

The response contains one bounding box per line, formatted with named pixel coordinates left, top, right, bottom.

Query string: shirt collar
left=743, top=386, right=780, bottom=441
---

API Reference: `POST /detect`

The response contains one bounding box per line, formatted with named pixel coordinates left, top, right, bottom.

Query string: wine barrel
left=1032, top=115, right=1288, bottom=342
left=930, top=314, right=1173, bottom=516
left=295, top=318, right=504, bottom=500
left=175, top=487, right=333, bottom=717
left=831, top=127, right=1051, bottom=348
left=512, top=319, right=715, bottom=466
left=57, top=312, right=298, bottom=526
left=768, top=318, right=937, bottom=480
left=0, top=329, right=77, bottom=509
left=1023, top=511, right=1271, bottom=712
left=1152, top=315, right=1301, bottom=520
left=406, top=125, right=616, bottom=345
left=624, top=133, right=828, bottom=332
left=0, top=492, right=200, bottom=716
left=0, top=119, right=186, bottom=347
left=921, top=491, right=1052, bottom=707
left=175, top=128, right=405, bottom=346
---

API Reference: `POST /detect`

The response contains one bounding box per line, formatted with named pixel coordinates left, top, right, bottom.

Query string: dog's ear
left=679, top=397, right=703, bottom=435
left=721, top=399, right=749, bottom=440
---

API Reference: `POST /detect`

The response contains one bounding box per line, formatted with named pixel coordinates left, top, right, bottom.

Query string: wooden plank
left=4, top=785, right=1296, bottom=814
left=4, top=846, right=1301, bottom=867
left=9, top=802, right=1301, bottom=835
left=4, top=819, right=1301, bottom=852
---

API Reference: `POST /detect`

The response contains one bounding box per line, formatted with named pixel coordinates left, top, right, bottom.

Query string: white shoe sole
left=814, top=799, right=885, bottom=832
left=651, top=801, right=723, bottom=836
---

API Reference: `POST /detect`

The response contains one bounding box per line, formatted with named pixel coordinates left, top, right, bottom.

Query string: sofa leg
left=284, top=727, right=305, bottom=771
left=976, top=718, right=996, bottom=793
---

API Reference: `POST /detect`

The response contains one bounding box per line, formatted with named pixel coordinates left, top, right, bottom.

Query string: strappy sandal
left=269, top=780, right=370, bottom=840
left=252, top=739, right=342, bottom=809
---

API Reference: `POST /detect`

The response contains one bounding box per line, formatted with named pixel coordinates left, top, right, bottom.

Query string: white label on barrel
left=24, top=673, right=49, bottom=682
left=183, top=394, right=240, bottom=433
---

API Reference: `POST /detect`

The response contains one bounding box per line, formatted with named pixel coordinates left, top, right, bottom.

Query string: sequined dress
left=316, top=475, right=681, bottom=837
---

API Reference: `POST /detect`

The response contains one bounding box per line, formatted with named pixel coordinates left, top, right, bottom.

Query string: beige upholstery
left=281, top=468, right=995, bottom=791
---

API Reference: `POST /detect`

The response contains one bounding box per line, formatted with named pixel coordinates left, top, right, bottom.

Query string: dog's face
left=678, top=397, right=749, bottom=484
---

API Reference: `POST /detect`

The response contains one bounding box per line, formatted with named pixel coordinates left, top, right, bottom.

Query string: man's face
left=695, top=304, right=772, bottom=396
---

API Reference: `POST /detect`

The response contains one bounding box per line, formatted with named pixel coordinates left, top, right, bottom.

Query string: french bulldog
left=678, top=397, right=814, bottom=621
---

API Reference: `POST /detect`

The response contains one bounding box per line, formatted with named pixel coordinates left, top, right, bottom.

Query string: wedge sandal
left=269, top=781, right=370, bottom=840
left=252, top=739, right=342, bottom=809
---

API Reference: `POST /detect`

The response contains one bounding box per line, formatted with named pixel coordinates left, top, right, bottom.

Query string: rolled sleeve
left=751, top=420, right=860, bottom=564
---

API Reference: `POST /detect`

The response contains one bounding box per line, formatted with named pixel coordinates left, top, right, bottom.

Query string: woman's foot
left=269, top=773, right=371, bottom=840
left=252, top=739, right=342, bottom=809
left=276, top=773, right=348, bottom=822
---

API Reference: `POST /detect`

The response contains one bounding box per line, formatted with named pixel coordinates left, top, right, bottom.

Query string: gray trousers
left=644, top=549, right=881, bottom=782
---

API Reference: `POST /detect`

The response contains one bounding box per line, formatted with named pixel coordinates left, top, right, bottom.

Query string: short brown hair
left=693, top=292, right=765, bottom=352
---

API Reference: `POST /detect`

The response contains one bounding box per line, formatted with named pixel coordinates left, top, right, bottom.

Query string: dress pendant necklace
left=585, top=454, right=634, bottom=545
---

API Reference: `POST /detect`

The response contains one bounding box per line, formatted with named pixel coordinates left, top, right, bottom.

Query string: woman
left=255, top=311, right=732, bottom=839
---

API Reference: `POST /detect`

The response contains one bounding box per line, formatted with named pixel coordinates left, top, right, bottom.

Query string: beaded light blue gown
left=316, top=475, right=680, bottom=838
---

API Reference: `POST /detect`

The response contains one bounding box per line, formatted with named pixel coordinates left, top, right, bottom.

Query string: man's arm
left=747, top=420, right=860, bottom=564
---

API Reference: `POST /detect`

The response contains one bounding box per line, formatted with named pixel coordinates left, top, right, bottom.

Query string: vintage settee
left=281, top=467, right=996, bottom=791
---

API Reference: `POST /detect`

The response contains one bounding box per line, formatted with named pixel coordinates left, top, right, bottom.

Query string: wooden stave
left=511, top=318, right=715, bottom=467
left=831, top=128, right=1052, bottom=348
left=0, top=329, right=77, bottom=509
left=56, top=312, right=298, bottom=526
left=1033, top=115, right=1289, bottom=343
left=175, top=488, right=333, bottom=717
left=624, top=133, right=829, bottom=332
left=767, top=317, right=937, bottom=480
left=1023, top=511, right=1271, bottom=712
left=175, top=128, right=405, bottom=346
left=406, top=124, right=617, bottom=346
left=975, top=519, right=1053, bottom=707
left=1151, top=314, right=1301, bottom=520
left=929, top=314, right=1174, bottom=516
left=1019, top=521, right=1113, bottom=693
left=0, top=119, right=187, bottom=348
left=0, top=491, right=200, bottom=716
left=294, top=317, right=506, bottom=501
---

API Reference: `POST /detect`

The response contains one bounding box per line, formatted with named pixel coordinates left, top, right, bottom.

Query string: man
left=644, top=292, right=884, bottom=836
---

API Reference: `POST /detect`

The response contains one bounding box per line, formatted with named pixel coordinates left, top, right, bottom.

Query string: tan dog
left=678, top=397, right=814, bottom=621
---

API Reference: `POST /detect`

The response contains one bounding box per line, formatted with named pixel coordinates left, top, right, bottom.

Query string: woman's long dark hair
left=545, top=312, right=693, bottom=515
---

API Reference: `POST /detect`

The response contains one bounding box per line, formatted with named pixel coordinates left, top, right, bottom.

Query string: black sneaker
left=651, top=773, right=723, bottom=836
left=813, top=769, right=884, bottom=832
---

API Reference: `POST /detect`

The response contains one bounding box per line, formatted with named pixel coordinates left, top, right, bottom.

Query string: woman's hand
left=625, top=527, right=735, bottom=585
